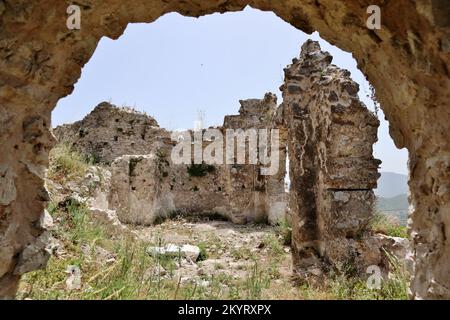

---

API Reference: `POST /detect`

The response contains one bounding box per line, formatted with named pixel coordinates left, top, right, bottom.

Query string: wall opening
left=17, top=7, right=408, bottom=300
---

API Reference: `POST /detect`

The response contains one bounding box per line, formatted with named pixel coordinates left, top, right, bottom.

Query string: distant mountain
left=376, top=194, right=408, bottom=211
left=375, top=172, right=408, bottom=198
left=374, top=172, right=409, bottom=226
left=376, top=194, right=409, bottom=226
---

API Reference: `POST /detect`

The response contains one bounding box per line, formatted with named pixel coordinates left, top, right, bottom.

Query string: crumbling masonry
left=282, top=40, right=381, bottom=276
left=51, top=41, right=385, bottom=280
left=54, top=94, right=288, bottom=226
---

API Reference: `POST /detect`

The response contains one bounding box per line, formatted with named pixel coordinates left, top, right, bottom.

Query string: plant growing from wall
left=187, top=163, right=216, bottom=177
left=155, top=148, right=170, bottom=180
left=128, top=157, right=142, bottom=177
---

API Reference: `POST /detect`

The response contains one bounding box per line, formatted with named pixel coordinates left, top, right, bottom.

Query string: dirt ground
left=131, top=216, right=299, bottom=299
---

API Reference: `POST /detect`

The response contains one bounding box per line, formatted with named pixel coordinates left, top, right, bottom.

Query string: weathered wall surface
left=108, top=154, right=173, bottom=225
left=111, top=95, right=287, bottom=225
left=53, top=102, right=168, bottom=164
left=222, top=93, right=288, bottom=225
left=282, top=40, right=381, bottom=276
left=56, top=98, right=287, bottom=226
left=0, top=0, right=449, bottom=298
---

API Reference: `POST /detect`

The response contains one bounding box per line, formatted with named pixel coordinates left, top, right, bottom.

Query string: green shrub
left=187, top=163, right=216, bottom=177
left=245, top=260, right=271, bottom=299
left=50, top=199, right=105, bottom=244
left=47, top=144, right=91, bottom=182
left=370, top=212, right=408, bottom=238
left=275, top=219, right=292, bottom=245
left=328, top=253, right=409, bottom=300
left=263, top=234, right=284, bottom=258
left=197, top=242, right=208, bottom=261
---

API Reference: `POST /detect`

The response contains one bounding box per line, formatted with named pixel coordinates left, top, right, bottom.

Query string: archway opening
left=18, top=7, right=409, bottom=300
left=2, top=3, right=436, bottom=300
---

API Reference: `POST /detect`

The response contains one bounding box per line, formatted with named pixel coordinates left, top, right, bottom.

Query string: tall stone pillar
left=282, top=40, right=381, bottom=276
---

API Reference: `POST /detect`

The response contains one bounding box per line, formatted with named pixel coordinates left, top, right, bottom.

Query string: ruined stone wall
left=53, top=102, right=169, bottom=164
left=282, top=40, right=381, bottom=276
left=222, top=93, right=288, bottom=225
left=108, top=151, right=232, bottom=225
left=108, top=153, right=175, bottom=225
left=55, top=97, right=287, bottom=226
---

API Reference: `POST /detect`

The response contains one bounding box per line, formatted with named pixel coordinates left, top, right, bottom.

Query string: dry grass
left=47, top=144, right=91, bottom=183
left=19, top=143, right=408, bottom=300
left=370, top=212, right=408, bottom=238
left=18, top=202, right=408, bottom=300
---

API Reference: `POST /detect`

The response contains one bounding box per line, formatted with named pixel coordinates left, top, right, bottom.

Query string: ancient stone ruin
left=282, top=40, right=382, bottom=276
left=54, top=102, right=166, bottom=164
left=0, top=1, right=449, bottom=299
left=48, top=41, right=396, bottom=284
left=54, top=94, right=288, bottom=226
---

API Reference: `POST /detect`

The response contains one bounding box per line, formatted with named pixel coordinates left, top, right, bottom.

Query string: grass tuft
left=47, top=144, right=91, bottom=183
left=370, top=212, right=408, bottom=238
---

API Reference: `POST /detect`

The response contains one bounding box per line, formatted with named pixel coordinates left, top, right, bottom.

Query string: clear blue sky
left=53, top=7, right=408, bottom=174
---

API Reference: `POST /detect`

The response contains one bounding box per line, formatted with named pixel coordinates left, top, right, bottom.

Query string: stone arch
left=0, top=1, right=448, bottom=299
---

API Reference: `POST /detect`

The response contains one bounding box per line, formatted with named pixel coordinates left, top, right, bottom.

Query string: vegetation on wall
left=47, top=144, right=92, bottom=183
left=187, top=163, right=216, bottom=177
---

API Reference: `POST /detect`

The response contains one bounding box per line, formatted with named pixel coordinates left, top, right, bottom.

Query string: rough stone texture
left=109, top=154, right=176, bottom=225
left=337, top=233, right=410, bottom=277
left=0, top=0, right=449, bottom=299
left=222, top=93, right=288, bottom=225
left=70, top=97, right=287, bottom=226
left=281, top=40, right=381, bottom=276
left=12, top=209, right=55, bottom=276
left=53, top=102, right=167, bottom=164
